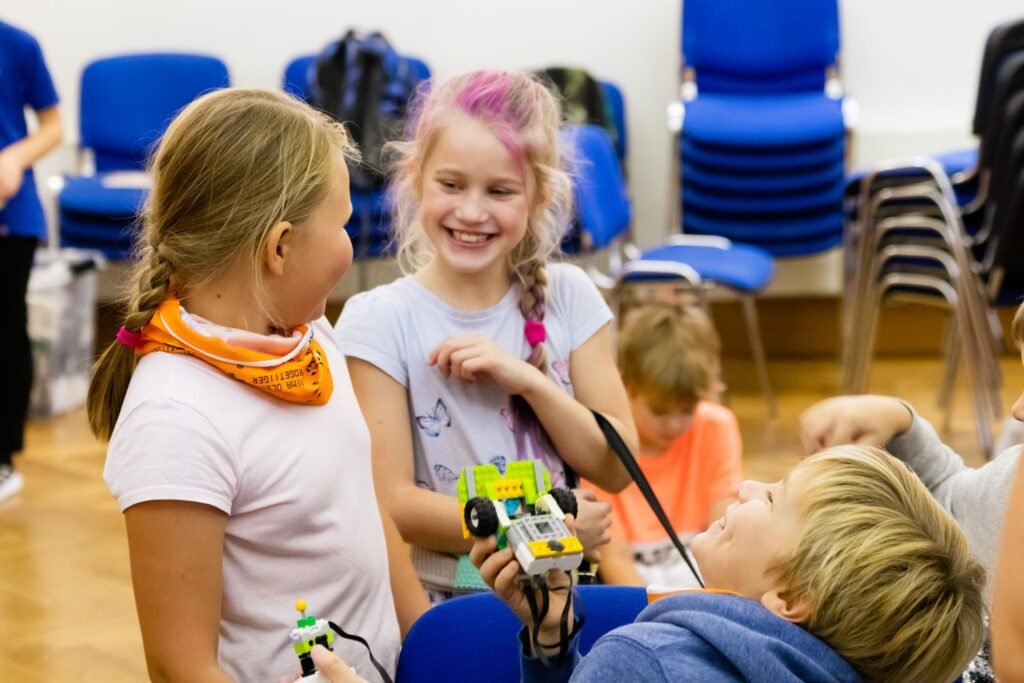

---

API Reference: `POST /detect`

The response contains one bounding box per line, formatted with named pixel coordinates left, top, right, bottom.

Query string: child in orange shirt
left=590, top=303, right=741, bottom=587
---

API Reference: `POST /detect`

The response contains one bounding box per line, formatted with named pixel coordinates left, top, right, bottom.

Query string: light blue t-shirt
left=335, top=262, right=613, bottom=494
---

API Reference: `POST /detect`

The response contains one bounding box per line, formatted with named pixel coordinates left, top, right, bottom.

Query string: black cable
left=327, top=621, right=394, bottom=683
left=521, top=572, right=584, bottom=669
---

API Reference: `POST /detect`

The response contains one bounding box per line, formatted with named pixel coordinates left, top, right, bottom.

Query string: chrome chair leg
left=741, top=295, right=777, bottom=420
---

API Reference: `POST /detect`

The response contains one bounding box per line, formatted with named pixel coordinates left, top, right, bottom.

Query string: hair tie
left=524, top=320, right=546, bottom=347
left=116, top=326, right=143, bottom=349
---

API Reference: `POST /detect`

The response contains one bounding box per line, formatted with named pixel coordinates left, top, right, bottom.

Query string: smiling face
left=417, top=116, right=533, bottom=286
left=690, top=469, right=807, bottom=604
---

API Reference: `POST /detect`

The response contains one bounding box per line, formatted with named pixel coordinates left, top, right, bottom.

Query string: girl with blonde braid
left=336, top=71, right=638, bottom=600
left=90, top=89, right=427, bottom=682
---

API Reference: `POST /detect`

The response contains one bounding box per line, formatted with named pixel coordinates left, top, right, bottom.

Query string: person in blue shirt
left=0, top=19, right=62, bottom=503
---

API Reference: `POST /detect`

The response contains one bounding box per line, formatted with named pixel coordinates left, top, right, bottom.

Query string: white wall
left=8, top=0, right=1024, bottom=296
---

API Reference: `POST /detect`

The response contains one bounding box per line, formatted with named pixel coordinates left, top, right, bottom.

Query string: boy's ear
left=264, top=220, right=294, bottom=277
left=760, top=589, right=812, bottom=625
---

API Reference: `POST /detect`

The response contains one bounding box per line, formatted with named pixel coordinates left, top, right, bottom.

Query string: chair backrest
left=978, top=51, right=1024, bottom=167
left=973, top=17, right=1024, bottom=135
left=395, top=585, right=647, bottom=682
left=987, top=167, right=1024, bottom=286
left=80, top=53, right=230, bottom=172
left=561, top=125, right=632, bottom=251
left=283, top=54, right=317, bottom=102
left=985, top=92, right=1024, bottom=202
left=681, top=0, right=840, bottom=93
left=598, top=80, right=628, bottom=168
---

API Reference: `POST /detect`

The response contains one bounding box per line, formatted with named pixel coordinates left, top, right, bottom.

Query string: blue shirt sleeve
left=519, top=627, right=579, bottom=683
left=20, top=31, right=59, bottom=111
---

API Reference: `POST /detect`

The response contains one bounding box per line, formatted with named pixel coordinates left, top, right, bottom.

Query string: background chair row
left=53, top=51, right=629, bottom=270
left=566, top=0, right=855, bottom=419
left=840, top=17, right=1024, bottom=456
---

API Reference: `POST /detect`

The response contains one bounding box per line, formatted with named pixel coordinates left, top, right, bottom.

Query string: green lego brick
left=454, top=554, right=489, bottom=591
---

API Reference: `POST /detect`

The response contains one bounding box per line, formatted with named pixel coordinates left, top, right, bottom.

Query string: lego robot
left=289, top=599, right=333, bottom=680
left=458, top=459, right=583, bottom=576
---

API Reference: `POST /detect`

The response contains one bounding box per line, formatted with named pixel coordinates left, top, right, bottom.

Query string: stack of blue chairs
left=565, top=123, right=778, bottom=417
left=59, top=53, right=230, bottom=260
left=675, top=0, right=848, bottom=257
left=282, top=53, right=431, bottom=261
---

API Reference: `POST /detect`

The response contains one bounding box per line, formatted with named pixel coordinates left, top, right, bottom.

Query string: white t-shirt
left=103, top=318, right=399, bottom=683
left=335, top=262, right=613, bottom=494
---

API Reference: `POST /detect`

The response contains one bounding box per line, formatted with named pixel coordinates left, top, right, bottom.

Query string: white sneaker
left=0, top=465, right=24, bottom=503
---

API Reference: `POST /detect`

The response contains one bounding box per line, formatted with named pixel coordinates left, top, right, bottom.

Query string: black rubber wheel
left=464, top=497, right=499, bottom=537
left=548, top=488, right=578, bottom=518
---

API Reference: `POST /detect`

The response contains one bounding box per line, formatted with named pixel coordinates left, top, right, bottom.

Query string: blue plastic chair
left=566, top=124, right=777, bottom=416
left=282, top=54, right=316, bottom=102
left=395, top=585, right=647, bottom=682
left=58, top=53, right=230, bottom=259
left=673, top=0, right=847, bottom=257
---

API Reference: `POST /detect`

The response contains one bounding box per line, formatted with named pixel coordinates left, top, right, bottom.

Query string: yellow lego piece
left=527, top=536, right=584, bottom=559
left=488, top=480, right=524, bottom=500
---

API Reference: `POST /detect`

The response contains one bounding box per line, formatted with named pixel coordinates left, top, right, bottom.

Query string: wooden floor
left=1, top=355, right=1019, bottom=681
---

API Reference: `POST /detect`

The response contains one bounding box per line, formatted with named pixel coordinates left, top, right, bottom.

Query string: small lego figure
left=290, top=599, right=335, bottom=679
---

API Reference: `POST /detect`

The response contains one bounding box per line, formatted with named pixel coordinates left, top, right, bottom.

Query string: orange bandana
left=645, top=586, right=744, bottom=604
left=137, top=297, right=333, bottom=405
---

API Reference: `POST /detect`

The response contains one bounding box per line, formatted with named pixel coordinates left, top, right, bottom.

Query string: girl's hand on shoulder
left=429, top=335, right=544, bottom=396
left=572, top=488, right=612, bottom=562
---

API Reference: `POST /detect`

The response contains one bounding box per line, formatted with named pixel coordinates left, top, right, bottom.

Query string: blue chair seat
left=844, top=146, right=979, bottom=192
left=934, top=147, right=979, bottom=174
left=395, top=586, right=646, bottom=683
left=58, top=175, right=148, bottom=216
left=684, top=159, right=844, bottom=194
left=632, top=242, right=774, bottom=292
left=681, top=136, right=844, bottom=172
left=683, top=93, right=845, bottom=148
left=60, top=212, right=135, bottom=260
left=683, top=178, right=844, bottom=214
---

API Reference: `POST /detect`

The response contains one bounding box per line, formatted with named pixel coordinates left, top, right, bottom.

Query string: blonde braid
left=86, top=241, right=175, bottom=439
left=123, top=243, right=175, bottom=331
left=517, top=260, right=549, bottom=373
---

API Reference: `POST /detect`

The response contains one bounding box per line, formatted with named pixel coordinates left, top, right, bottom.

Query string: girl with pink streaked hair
left=335, top=70, right=638, bottom=600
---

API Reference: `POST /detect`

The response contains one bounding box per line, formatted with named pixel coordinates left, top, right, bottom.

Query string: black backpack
left=311, top=31, right=422, bottom=190
left=538, top=66, right=618, bottom=151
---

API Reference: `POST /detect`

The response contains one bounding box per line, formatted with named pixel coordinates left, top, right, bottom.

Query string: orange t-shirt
left=586, top=401, right=742, bottom=544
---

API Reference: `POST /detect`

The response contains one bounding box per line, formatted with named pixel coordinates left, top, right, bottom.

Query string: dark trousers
left=0, top=236, right=38, bottom=465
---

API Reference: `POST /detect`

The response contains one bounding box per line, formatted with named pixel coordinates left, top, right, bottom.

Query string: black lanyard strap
left=591, top=410, right=704, bottom=588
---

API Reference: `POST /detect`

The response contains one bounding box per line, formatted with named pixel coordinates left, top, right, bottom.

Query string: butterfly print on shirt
left=416, top=398, right=451, bottom=437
